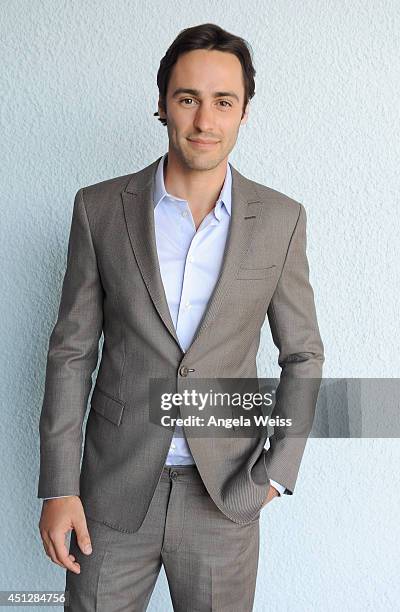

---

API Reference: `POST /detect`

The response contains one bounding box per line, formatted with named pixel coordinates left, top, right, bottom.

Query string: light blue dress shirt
left=45, top=153, right=285, bottom=498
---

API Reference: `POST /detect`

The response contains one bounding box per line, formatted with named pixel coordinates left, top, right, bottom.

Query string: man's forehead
left=171, top=50, right=243, bottom=76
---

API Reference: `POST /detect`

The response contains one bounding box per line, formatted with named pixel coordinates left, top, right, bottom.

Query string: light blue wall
left=1, top=1, right=399, bottom=610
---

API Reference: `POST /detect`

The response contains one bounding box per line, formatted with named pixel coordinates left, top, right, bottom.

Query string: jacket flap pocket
left=90, top=385, right=125, bottom=426
left=236, top=265, right=277, bottom=280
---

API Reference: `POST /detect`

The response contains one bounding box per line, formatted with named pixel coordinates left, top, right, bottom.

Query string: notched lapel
left=121, top=157, right=182, bottom=350
left=183, top=166, right=262, bottom=360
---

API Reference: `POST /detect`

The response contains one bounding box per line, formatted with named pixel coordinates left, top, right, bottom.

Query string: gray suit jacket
left=37, top=155, right=324, bottom=533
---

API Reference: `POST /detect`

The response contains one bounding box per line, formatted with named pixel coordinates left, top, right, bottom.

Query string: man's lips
left=187, top=138, right=220, bottom=147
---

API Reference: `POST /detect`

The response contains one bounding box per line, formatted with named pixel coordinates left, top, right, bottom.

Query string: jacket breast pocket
left=90, top=385, right=125, bottom=426
left=236, top=264, right=277, bottom=280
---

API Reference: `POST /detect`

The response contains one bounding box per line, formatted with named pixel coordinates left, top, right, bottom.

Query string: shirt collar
left=153, top=152, right=232, bottom=219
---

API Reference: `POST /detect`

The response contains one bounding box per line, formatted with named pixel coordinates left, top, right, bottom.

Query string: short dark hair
left=154, top=23, right=256, bottom=126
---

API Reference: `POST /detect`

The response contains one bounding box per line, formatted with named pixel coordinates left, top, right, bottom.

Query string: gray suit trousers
left=65, top=464, right=260, bottom=611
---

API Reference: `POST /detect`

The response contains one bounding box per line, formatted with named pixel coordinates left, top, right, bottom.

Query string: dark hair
left=154, top=23, right=256, bottom=126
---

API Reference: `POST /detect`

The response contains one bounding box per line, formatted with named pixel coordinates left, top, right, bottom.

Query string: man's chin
left=180, top=149, right=225, bottom=171
left=186, top=160, right=219, bottom=171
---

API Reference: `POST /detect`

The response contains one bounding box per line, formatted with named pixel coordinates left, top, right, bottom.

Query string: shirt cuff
left=269, top=479, right=286, bottom=496
left=43, top=496, right=74, bottom=500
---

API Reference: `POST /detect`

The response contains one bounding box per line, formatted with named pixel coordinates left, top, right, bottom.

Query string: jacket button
left=179, top=366, right=189, bottom=377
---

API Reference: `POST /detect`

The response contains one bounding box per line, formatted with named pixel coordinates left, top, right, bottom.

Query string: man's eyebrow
left=171, top=88, right=240, bottom=102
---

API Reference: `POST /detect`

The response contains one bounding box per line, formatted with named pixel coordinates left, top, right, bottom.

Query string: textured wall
left=1, top=1, right=399, bottom=610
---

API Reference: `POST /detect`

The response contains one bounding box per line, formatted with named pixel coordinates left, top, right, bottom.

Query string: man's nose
left=192, top=105, right=215, bottom=133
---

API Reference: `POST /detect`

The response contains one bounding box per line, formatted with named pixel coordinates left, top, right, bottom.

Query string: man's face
left=158, top=49, right=249, bottom=171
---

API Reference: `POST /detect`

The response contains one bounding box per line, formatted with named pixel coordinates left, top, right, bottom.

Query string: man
left=38, top=23, right=324, bottom=611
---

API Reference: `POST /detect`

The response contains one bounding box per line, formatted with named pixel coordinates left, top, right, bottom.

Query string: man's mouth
left=187, top=138, right=220, bottom=148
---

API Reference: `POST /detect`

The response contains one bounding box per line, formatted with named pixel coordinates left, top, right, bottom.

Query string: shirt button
left=188, top=255, right=194, bottom=263
left=179, top=366, right=189, bottom=377
left=170, top=471, right=178, bottom=480
left=182, top=210, right=188, bottom=217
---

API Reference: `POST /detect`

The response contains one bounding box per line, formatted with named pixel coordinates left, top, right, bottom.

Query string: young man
left=38, top=23, right=324, bottom=611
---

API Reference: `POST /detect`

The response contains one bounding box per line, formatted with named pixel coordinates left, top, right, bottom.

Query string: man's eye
left=181, top=98, right=196, bottom=105
left=219, top=100, right=232, bottom=108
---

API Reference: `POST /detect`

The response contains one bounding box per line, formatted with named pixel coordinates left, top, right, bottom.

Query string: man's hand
left=38, top=496, right=92, bottom=574
left=261, top=484, right=280, bottom=508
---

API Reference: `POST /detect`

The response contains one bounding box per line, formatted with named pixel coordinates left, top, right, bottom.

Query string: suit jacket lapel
left=122, top=156, right=180, bottom=348
left=121, top=156, right=262, bottom=357
left=183, top=168, right=262, bottom=361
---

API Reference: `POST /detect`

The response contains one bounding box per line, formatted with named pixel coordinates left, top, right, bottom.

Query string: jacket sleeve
left=37, top=188, right=103, bottom=498
left=264, top=202, right=324, bottom=494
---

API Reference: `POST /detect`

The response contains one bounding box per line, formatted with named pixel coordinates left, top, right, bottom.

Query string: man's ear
left=158, top=99, right=167, bottom=121
left=240, top=102, right=250, bottom=125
